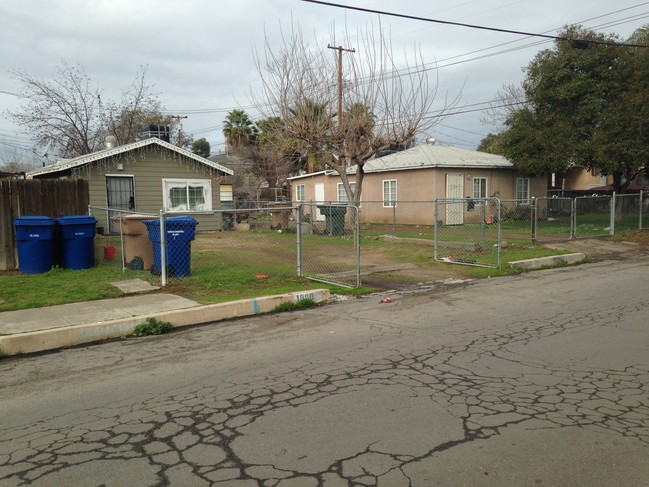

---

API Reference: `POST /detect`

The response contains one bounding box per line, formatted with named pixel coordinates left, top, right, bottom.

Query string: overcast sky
left=1, top=0, right=648, bottom=162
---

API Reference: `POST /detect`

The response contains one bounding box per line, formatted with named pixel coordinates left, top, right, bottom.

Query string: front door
left=314, top=183, right=325, bottom=221
left=445, top=173, right=464, bottom=225
left=106, top=176, right=135, bottom=233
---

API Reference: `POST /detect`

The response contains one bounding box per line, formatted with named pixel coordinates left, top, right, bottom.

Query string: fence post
left=296, top=204, right=302, bottom=277
left=160, top=210, right=167, bottom=287
left=531, top=197, right=537, bottom=242
left=610, top=192, right=616, bottom=236
left=433, top=200, right=439, bottom=261
left=640, top=191, right=643, bottom=230
left=354, top=205, right=361, bottom=288
left=495, top=198, right=502, bottom=269
left=392, top=200, right=397, bottom=236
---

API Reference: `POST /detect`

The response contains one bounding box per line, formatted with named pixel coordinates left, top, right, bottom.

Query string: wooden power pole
left=327, top=44, right=355, bottom=164
left=169, top=115, right=188, bottom=147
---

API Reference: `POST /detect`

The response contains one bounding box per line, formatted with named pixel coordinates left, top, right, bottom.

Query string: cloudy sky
left=1, top=0, right=648, bottom=162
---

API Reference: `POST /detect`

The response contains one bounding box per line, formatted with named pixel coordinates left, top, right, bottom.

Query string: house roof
left=286, top=144, right=514, bottom=181
left=360, top=144, right=513, bottom=173
left=27, top=137, right=234, bottom=178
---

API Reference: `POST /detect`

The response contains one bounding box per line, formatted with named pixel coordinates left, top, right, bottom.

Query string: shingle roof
left=27, top=137, right=234, bottom=177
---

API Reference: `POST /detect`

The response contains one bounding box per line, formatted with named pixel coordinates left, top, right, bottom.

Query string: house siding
left=65, top=147, right=225, bottom=232
left=290, top=166, right=547, bottom=225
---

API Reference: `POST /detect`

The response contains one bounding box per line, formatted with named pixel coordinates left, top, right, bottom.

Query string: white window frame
left=473, top=177, right=488, bottom=201
left=295, top=184, right=306, bottom=202
left=383, top=179, right=397, bottom=207
left=337, top=182, right=356, bottom=203
left=516, top=177, right=530, bottom=204
left=162, top=178, right=212, bottom=212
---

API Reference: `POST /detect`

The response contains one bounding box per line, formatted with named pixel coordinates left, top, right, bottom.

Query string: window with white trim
left=296, top=184, right=306, bottom=202
left=516, top=177, right=530, bottom=204
left=163, top=179, right=212, bottom=212
left=473, top=177, right=488, bottom=200
left=337, top=182, right=356, bottom=202
left=383, top=179, right=397, bottom=207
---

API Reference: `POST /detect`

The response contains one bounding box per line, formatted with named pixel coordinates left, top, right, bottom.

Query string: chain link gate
left=574, top=195, right=613, bottom=238
left=533, top=197, right=573, bottom=242
left=434, top=198, right=502, bottom=268
left=297, top=202, right=360, bottom=288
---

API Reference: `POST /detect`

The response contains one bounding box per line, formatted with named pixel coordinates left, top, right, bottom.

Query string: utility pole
left=169, top=115, right=188, bottom=147
left=327, top=44, right=355, bottom=165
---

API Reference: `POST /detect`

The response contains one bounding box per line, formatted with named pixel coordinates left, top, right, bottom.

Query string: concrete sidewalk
left=0, top=285, right=331, bottom=356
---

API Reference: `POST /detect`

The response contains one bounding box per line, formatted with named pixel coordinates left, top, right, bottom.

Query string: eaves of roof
left=27, top=138, right=234, bottom=177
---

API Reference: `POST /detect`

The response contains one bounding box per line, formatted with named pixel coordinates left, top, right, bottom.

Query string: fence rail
left=85, top=193, right=647, bottom=289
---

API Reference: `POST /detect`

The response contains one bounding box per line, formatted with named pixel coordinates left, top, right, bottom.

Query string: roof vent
left=105, top=135, right=117, bottom=149
left=426, top=137, right=437, bottom=145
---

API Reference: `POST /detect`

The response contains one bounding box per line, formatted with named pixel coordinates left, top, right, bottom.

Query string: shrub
left=133, top=317, right=174, bottom=337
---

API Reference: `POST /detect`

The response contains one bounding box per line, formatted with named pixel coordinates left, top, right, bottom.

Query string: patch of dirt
left=543, top=231, right=649, bottom=261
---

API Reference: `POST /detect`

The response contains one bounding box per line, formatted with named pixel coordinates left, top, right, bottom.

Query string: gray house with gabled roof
left=27, top=137, right=233, bottom=233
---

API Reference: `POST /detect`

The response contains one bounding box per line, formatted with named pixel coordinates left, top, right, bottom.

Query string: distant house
left=288, top=142, right=546, bottom=225
left=27, top=137, right=233, bottom=233
left=553, top=166, right=607, bottom=192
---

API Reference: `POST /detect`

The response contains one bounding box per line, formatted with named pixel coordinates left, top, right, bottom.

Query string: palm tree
left=286, top=99, right=333, bottom=173
left=223, top=110, right=257, bottom=152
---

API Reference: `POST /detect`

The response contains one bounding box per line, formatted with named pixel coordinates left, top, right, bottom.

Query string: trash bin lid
left=56, top=215, right=97, bottom=225
left=13, top=216, right=54, bottom=226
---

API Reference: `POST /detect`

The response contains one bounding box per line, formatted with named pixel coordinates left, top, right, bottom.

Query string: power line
left=300, top=0, right=649, bottom=49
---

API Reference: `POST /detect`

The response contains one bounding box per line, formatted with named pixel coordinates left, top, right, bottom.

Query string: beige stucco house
left=288, top=142, right=547, bottom=225
left=27, top=137, right=234, bottom=233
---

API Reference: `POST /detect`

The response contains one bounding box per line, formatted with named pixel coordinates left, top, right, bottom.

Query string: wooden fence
left=0, top=178, right=89, bottom=271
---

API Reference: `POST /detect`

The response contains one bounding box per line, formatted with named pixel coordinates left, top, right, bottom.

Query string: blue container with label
left=13, top=216, right=55, bottom=274
left=143, top=217, right=198, bottom=277
left=56, top=216, right=97, bottom=270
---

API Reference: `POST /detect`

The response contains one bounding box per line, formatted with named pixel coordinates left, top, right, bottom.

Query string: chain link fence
left=534, top=197, right=573, bottom=242
left=297, top=202, right=360, bottom=288
left=574, top=195, right=613, bottom=238
left=432, top=198, right=501, bottom=268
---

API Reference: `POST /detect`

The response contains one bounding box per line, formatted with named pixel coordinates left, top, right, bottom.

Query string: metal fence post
left=296, top=204, right=302, bottom=277
left=392, top=200, right=397, bottom=236
left=159, top=210, right=167, bottom=287
left=433, top=199, right=439, bottom=261
left=610, top=192, right=616, bottom=236
left=354, top=205, right=361, bottom=288
left=531, top=197, right=537, bottom=242
left=495, top=198, right=502, bottom=269
left=640, top=191, right=644, bottom=230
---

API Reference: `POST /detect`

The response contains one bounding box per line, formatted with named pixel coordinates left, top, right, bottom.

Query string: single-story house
left=27, top=137, right=234, bottom=233
left=288, top=142, right=546, bottom=225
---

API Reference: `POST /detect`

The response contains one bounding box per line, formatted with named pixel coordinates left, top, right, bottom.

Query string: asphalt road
left=1, top=258, right=648, bottom=486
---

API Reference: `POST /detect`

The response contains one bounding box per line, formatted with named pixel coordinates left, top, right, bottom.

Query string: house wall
left=290, top=167, right=546, bottom=225
left=559, top=168, right=606, bottom=190
left=70, top=147, right=224, bottom=233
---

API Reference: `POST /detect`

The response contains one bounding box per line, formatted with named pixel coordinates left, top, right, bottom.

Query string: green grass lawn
left=0, top=227, right=586, bottom=312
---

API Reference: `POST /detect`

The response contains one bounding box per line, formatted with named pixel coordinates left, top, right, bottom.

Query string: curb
left=508, top=253, right=586, bottom=270
left=0, top=289, right=330, bottom=356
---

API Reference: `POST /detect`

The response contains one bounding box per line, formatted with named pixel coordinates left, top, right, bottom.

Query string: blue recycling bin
left=13, top=216, right=56, bottom=274
left=143, top=217, right=198, bottom=277
left=56, top=216, right=97, bottom=270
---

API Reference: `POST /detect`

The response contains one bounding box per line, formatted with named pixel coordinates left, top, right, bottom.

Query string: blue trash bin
left=143, top=217, right=198, bottom=277
left=13, top=216, right=56, bottom=274
left=56, top=216, right=97, bottom=270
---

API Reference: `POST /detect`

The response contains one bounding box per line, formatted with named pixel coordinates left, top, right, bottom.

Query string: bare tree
left=8, top=62, right=168, bottom=159
left=250, top=21, right=459, bottom=204
left=480, top=83, right=529, bottom=129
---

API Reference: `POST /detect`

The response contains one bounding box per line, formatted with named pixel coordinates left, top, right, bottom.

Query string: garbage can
left=317, top=204, right=347, bottom=236
left=111, top=214, right=155, bottom=270
left=56, top=215, right=97, bottom=270
left=13, top=216, right=56, bottom=274
left=143, top=217, right=198, bottom=277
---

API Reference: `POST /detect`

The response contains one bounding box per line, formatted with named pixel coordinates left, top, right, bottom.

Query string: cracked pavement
left=1, top=258, right=648, bottom=486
